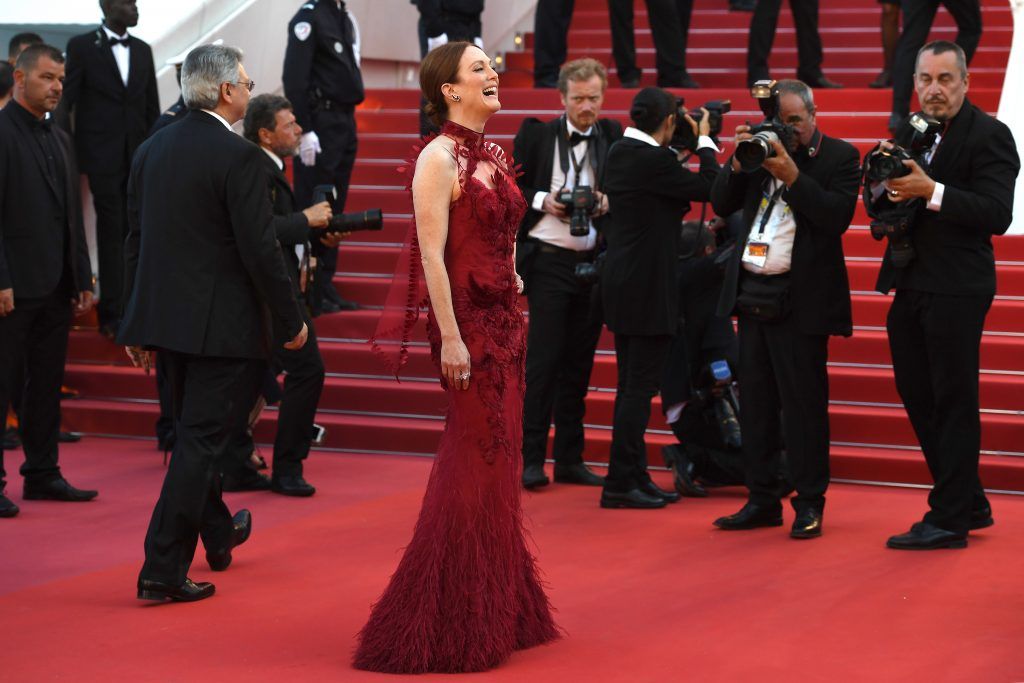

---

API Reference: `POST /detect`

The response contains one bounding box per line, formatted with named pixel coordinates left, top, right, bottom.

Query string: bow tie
left=108, top=37, right=130, bottom=47
left=568, top=132, right=591, bottom=146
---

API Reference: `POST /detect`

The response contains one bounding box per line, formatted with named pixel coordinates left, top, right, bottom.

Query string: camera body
left=692, top=359, right=741, bottom=450
left=671, top=98, right=732, bottom=151
left=573, top=250, right=605, bottom=284
left=312, top=184, right=384, bottom=233
left=734, top=80, right=796, bottom=173
left=863, top=112, right=942, bottom=183
left=556, top=184, right=596, bottom=237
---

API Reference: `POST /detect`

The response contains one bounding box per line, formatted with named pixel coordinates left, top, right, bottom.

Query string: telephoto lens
left=734, top=130, right=780, bottom=172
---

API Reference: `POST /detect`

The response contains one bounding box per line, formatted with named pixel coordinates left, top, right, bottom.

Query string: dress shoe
left=2, top=427, right=19, bottom=450
left=271, top=474, right=316, bottom=497
left=137, top=577, right=215, bottom=602
left=221, top=470, right=271, bottom=492
left=206, top=509, right=253, bottom=571
left=970, top=507, right=995, bottom=531
left=790, top=509, right=823, bottom=539
left=660, top=444, right=708, bottom=498
left=619, top=75, right=641, bottom=88
left=98, top=322, right=119, bottom=340
left=23, top=477, right=98, bottom=502
left=640, top=479, right=681, bottom=503
left=553, top=462, right=604, bottom=486
left=522, top=464, right=550, bottom=490
left=713, top=502, right=783, bottom=530
left=323, top=288, right=360, bottom=311
left=0, top=491, right=19, bottom=518
left=729, top=0, right=756, bottom=9
left=869, top=69, right=892, bottom=88
left=887, top=522, right=967, bottom=550
left=662, top=73, right=701, bottom=89
left=803, top=75, right=843, bottom=89
left=58, top=430, right=82, bottom=443
left=600, top=487, right=667, bottom=509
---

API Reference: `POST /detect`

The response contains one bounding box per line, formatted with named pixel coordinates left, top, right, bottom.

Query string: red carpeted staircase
left=62, top=0, right=1024, bottom=491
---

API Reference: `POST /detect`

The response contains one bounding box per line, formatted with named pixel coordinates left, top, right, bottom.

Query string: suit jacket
left=0, top=100, right=93, bottom=298
left=119, top=111, right=303, bottom=359
left=875, top=99, right=1020, bottom=297
left=512, top=116, right=623, bottom=274
left=712, top=129, right=861, bottom=337
left=62, top=27, right=160, bottom=175
left=261, top=152, right=311, bottom=299
left=601, top=137, right=720, bottom=336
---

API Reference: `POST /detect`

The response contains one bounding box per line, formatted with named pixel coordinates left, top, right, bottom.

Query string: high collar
left=798, top=128, right=823, bottom=159
left=440, top=119, right=485, bottom=149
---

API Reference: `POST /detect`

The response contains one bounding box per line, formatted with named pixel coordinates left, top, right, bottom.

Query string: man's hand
left=541, top=192, right=569, bottom=220
left=125, top=346, right=153, bottom=374
left=284, top=322, right=308, bottom=350
left=319, top=230, right=349, bottom=248
left=591, top=190, right=609, bottom=217
left=299, top=132, right=321, bottom=167
left=886, top=159, right=936, bottom=203
left=0, top=288, right=13, bottom=317
left=73, top=291, right=95, bottom=315
left=303, top=200, right=332, bottom=228
left=731, top=123, right=753, bottom=172
left=762, top=138, right=800, bottom=186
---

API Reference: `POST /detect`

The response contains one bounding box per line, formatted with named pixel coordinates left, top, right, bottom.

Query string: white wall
left=998, top=0, right=1024, bottom=235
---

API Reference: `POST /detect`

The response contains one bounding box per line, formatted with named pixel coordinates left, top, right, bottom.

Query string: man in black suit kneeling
left=121, top=45, right=307, bottom=602
left=710, top=79, right=860, bottom=538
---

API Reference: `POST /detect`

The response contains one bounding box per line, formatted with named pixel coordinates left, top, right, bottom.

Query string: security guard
left=283, top=0, right=365, bottom=313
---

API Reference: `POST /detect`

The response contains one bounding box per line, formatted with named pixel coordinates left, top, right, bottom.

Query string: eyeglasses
left=228, top=80, right=255, bottom=92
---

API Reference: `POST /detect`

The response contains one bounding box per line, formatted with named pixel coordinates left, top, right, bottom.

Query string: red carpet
left=2, top=437, right=1023, bottom=681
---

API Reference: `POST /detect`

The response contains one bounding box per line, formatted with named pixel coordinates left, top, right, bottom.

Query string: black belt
left=538, top=242, right=594, bottom=262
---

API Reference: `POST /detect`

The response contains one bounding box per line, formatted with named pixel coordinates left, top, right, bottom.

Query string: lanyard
left=751, top=180, right=786, bottom=241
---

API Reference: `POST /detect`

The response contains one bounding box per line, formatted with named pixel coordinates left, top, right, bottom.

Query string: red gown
left=354, top=121, right=560, bottom=674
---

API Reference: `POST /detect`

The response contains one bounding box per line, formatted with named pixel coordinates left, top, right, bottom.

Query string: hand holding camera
left=302, top=200, right=333, bottom=228
left=883, top=157, right=935, bottom=203
left=541, top=192, right=570, bottom=219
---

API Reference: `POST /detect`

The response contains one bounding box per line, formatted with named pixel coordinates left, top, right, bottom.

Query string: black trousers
left=604, top=333, right=672, bottom=492
left=271, top=309, right=325, bottom=476
left=747, top=0, right=824, bottom=84
left=522, top=249, right=602, bottom=469
left=87, top=170, right=128, bottom=327
left=139, top=351, right=264, bottom=585
left=738, top=312, right=830, bottom=513
left=887, top=289, right=991, bottom=535
left=294, top=106, right=358, bottom=306
left=534, top=0, right=576, bottom=86
left=154, top=352, right=175, bottom=447
left=890, top=0, right=981, bottom=120
left=0, top=286, right=72, bottom=489
left=608, top=0, right=694, bottom=85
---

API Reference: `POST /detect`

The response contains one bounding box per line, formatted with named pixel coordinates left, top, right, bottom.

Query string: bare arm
left=413, top=141, right=471, bottom=390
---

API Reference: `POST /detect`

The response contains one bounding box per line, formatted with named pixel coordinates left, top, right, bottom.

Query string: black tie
left=568, top=132, right=591, bottom=146
left=109, top=37, right=130, bottom=47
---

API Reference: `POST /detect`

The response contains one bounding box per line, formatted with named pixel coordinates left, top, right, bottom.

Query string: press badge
left=742, top=240, right=769, bottom=268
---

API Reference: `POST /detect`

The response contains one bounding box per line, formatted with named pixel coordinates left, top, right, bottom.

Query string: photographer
left=599, top=87, right=720, bottom=509
left=238, top=93, right=340, bottom=497
left=873, top=41, right=1019, bottom=550
left=513, top=58, right=621, bottom=490
left=710, top=79, right=860, bottom=538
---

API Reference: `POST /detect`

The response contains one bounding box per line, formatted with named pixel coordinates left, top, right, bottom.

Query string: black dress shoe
left=221, top=470, right=271, bottom=492
left=970, top=507, right=995, bottom=531
left=207, top=509, right=253, bottom=571
left=2, top=427, right=19, bottom=450
left=665, top=73, right=701, bottom=89
left=887, top=522, right=967, bottom=550
left=660, top=444, right=708, bottom=498
left=58, top=431, right=82, bottom=443
left=138, top=578, right=215, bottom=602
left=522, top=464, right=550, bottom=490
left=553, top=462, right=604, bottom=486
left=803, top=75, right=843, bottom=89
left=0, top=491, right=19, bottom=518
left=791, top=509, right=823, bottom=539
left=640, top=479, right=681, bottom=503
left=713, top=502, right=783, bottom=530
left=620, top=75, right=641, bottom=88
left=600, top=488, right=667, bottom=509
left=729, top=0, right=756, bottom=10
left=23, top=477, right=98, bottom=502
left=869, top=69, right=892, bottom=88
left=270, top=475, right=316, bottom=497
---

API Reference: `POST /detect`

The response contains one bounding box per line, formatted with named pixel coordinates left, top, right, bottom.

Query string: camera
left=692, top=360, right=741, bottom=450
left=556, top=185, right=596, bottom=237
left=670, top=98, right=732, bottom=151
left=312, top=184, right=384, bottom=233
left=863, top=112, right=942, bottom=183
left=734, top=80, right=796, bottom=173
left=573, top=251, right=605, bottom=284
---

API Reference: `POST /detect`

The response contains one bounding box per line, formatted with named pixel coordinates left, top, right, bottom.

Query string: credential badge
left=294, top=22, right=312, bottom=41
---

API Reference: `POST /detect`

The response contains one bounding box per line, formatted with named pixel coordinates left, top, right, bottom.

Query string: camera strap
left=751, top=180, right=786, bottom=241
left=557, top=116, right=593, bottom=191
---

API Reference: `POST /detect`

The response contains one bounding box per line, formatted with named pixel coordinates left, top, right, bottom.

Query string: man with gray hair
left=120, top=44, right=308, bottom=602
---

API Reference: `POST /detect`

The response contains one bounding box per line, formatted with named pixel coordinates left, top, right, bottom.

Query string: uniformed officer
left=283, top=0, right=365, bottom=314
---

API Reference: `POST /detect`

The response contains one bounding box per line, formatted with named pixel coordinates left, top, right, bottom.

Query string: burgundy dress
left=354, top=121, right=560, bottom=674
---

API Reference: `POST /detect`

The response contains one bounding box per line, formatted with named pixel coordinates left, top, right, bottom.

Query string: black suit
left=600, top=135, right=719, bottom=492
left=513, top=116, right=622, bottom=472
left=0, top=100, right=93, bottom=491
left=712, top=129, right=860, bottom=513
left=876, top=100, right=1019, bottom=535
left=747, top=0, right=826, bottom=85
left=608, top=0, right=695, bottom=86
left=63, top=26, right=160, bottom=328
left=120, top=111, right=303, bottom=586
left=890, top=1, right=981, bottom=122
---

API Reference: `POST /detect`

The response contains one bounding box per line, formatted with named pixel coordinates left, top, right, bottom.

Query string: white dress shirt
left=102, top=25, right=130, bottom=87
left=742, top=177, right=796, bottom=275
left=201, top=109, right=233, bottom=131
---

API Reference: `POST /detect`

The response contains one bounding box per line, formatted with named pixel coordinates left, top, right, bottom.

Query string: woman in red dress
left=354, top=41, right=560, bottom=673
